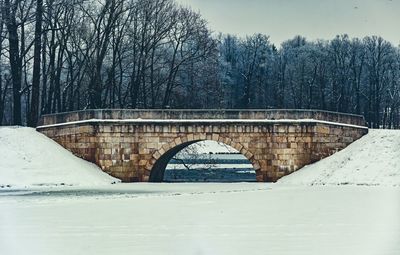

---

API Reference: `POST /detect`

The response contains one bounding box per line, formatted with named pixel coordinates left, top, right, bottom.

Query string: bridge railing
left=38, top=109, right=367, bottom=127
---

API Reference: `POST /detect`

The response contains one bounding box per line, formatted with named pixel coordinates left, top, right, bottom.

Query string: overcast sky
left=176, top=0, right=400, bottom=46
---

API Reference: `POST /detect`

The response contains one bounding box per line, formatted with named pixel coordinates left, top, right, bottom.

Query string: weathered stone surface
left=37, top=110, right=368, bottom=182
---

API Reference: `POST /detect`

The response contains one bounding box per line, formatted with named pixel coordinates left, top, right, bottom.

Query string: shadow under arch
left=148, top=138, right=261, bottom=182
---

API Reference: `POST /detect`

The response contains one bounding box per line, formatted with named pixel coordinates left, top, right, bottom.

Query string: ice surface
left=0, top=184, right=399, bottom=255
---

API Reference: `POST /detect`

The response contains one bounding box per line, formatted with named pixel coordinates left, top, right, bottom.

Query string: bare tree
left=0, top=0, right=399, bottom=129
left=27, top=0, right=42, bottom=126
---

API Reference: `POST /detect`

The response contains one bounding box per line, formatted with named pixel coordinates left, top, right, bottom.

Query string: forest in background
left=0, top=0, right=399, bottom=128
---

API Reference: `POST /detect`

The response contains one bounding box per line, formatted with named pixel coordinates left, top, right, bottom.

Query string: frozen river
left=1, top=183, right=399, bottom=255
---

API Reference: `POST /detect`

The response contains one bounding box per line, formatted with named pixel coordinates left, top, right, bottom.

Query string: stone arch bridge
left=37, top=109, right=368, bottom=182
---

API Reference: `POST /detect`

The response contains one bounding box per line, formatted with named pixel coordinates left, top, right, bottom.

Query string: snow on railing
left=38, top=109, right=367, bottom=127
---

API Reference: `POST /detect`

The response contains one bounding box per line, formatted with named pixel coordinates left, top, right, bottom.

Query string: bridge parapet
left=38, top=109, right=366, bottom=127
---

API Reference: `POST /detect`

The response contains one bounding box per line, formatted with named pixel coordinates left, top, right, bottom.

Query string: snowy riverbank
left=0, top=127, right=119, bottom=189
left=278, top=129, right=400, bottom=187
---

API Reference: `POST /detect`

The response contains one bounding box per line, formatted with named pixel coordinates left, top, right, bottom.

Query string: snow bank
left=279, top=129, right=400, bottom=186
left=0, top=127, right=119, bottom=188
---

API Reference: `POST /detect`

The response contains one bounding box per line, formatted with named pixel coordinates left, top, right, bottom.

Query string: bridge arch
left=146, top=135, right=262, bottom=182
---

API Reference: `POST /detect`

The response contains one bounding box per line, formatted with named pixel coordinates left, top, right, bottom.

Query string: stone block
left=174, top=137, right=182, bottom=145
left=277, top=125, right=287, bottom=133
left=162, top=143, right=170, bottom=151
left=245, top=151, right=254, bottom=159
left=288, top=126, right=296, bottom=133
left=153, top=151, right=161, bottom=160
left=316, top=125, right=330, bottom=134
left=212, top=134, right=219, bottom=141
left=212, top=126, right=220, bottom=132
left=234, top=143, right=244, bottom=151
left=276, top=136, right=287, bottom=143
left=199, top=133, right=206, bottom=140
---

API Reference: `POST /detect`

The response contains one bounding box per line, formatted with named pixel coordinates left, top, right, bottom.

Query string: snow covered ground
left=0, top=184, right=399, bottom=255
left=279, top=129, right=400, bottom=186
left=0, top=128, right=399, bottom=255
left=0, top=127, right=119, bottom=188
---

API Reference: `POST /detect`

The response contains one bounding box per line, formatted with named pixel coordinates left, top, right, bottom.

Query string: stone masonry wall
left=38, top=121, right=368, bottom=182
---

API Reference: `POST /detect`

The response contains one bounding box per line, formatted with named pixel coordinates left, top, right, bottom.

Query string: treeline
left=0, top=0, right=399, bottom=128
left=217, top=34, right=400, bottom=128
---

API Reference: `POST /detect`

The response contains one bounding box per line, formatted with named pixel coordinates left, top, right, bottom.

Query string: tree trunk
left=3, top=0, right=22, bottom=125
left=28, top=0, right=43, bottom=127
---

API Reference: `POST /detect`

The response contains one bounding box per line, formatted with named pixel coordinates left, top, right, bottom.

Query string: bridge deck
left=38, top=109, right=367, bottom=127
